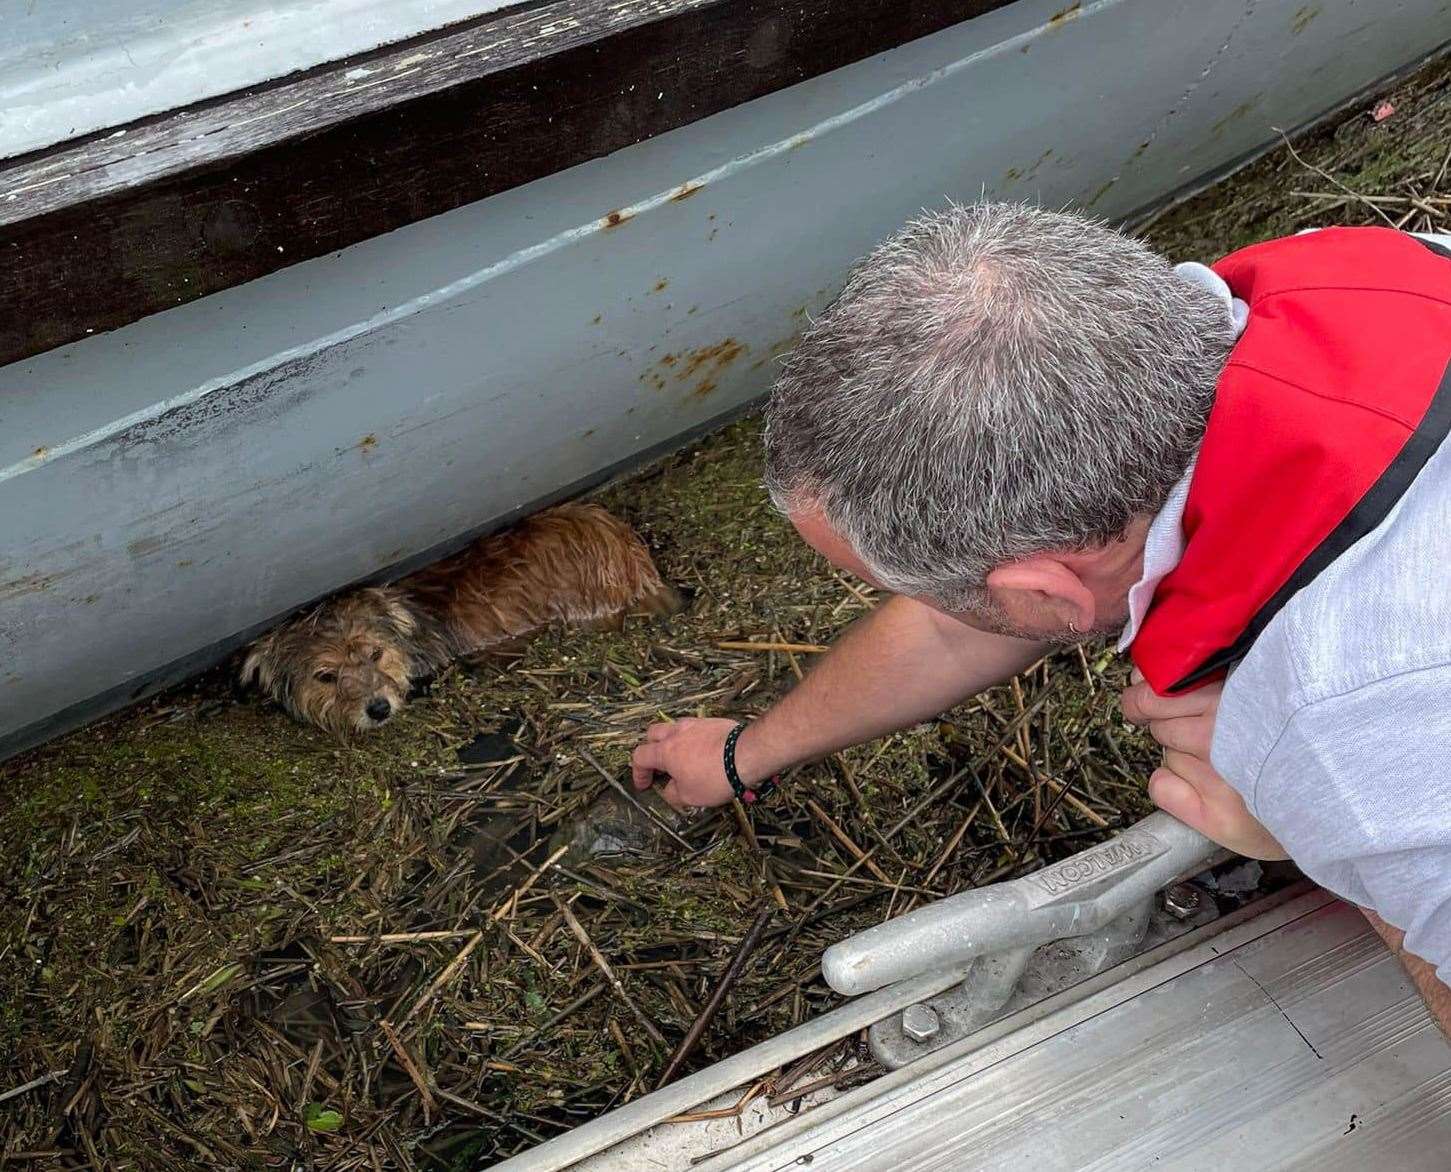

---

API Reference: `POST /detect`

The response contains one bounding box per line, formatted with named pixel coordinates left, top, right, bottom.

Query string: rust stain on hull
left=675, top=338, right=745, bottom=382
left=1048, top=0, right=1081, bottom=27
left=640, top=337, right=749, bottom=401
left=0, top=571, right=65, bottom=600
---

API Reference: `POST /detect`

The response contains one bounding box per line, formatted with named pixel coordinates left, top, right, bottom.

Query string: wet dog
left=241, top=504, right=681, bottom=737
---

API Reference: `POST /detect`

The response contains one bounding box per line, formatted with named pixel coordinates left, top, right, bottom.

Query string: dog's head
left=241, top=588, right=417, bottom=737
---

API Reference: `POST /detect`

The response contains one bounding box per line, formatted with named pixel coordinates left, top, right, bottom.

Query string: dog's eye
left=370, top=647, right=383, bottom=662
left=314, top=669, right=337, bottom=683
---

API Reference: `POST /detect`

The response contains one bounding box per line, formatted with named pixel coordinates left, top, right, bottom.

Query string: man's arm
left=1362, top=908, right=1451, bottom=1038
left=631, top=594, right=1046, bottom=808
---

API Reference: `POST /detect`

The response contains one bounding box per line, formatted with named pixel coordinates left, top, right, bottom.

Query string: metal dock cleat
left=822, top=812, right=1226, bottom=1068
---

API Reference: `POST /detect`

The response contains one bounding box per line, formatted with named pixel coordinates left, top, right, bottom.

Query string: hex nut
left=901, top=1003, right=941, bottom=1043
left=1163, top=883, right=1204, bottom=920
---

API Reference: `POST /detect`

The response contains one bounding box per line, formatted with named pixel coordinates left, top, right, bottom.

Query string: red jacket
left=1130, top=228, right=1451, bottom=695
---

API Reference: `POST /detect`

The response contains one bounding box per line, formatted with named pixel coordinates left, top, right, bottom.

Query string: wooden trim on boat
left=0, top=0, right=1011, bottom=368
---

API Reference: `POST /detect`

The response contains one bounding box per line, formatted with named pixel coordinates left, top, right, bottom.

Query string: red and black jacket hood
left=1130, top=227, right=1451, bottom=695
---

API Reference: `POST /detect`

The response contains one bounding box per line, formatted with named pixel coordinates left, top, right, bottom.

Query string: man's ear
left=985, top=557, right=1096, bottom=632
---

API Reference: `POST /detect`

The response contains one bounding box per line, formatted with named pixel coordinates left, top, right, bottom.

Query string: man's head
left=765, top=202, right=1236, bottom=641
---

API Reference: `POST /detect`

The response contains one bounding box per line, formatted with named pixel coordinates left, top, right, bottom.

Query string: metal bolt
left=1163, top=883, right=1203, bottom=920
left=901, top=1003, right=940, bottom=1043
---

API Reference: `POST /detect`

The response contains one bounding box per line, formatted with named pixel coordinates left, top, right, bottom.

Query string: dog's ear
left=365, top=587, right=417, bottom=639
left=239, top=634, right=277, bottom=692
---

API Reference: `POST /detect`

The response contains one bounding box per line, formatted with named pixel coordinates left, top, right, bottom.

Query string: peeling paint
left=651, top=278, right=670, bottom=293
left=670, top=182, right=704, bottom=202
left=603, top=209, right=633, bottom=229
left=1291, top=4, right=1320, bottom=34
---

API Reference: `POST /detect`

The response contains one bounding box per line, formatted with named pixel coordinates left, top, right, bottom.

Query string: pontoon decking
left=492, top=819, right=1451, bottom=1170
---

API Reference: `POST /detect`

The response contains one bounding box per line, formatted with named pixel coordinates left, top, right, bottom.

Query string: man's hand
left=628, top=597, right=1047, bottom=813
left=1120, top=671, right=1288, bottom=860
left=631, top=717, right=739, bottom=810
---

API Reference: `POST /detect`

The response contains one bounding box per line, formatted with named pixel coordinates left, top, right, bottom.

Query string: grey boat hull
left=3, top=0, right=1449, bottom=757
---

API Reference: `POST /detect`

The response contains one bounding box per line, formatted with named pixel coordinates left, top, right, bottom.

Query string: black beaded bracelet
left=723, top=721, right=778, bottom=804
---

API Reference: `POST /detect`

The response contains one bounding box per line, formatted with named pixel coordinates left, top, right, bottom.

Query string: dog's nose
left=366, top=697, right=393, bottom=722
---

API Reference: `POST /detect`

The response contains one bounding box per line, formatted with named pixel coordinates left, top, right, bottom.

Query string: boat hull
left=3, top=0, right=1448, bottom=757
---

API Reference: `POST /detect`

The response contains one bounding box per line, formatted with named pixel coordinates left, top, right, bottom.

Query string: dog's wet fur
left=241, top=504, right=682, bottom=737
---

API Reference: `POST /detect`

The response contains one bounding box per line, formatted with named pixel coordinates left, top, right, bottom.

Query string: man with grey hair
left=631, top=202, right=1451, bottom=1032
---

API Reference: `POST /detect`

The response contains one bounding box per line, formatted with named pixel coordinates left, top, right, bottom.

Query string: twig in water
left=667, top=1078, right=770, bottom=1124
left=806, top=799, right=893, bottom=885
left=330, top=929, right=480, bottom=945
left=378, top=1019, right=437, bottom=1122
left=502, top=982, right=608, bottom=1060
left=656, top=905, right=775, bottom=1089
left=717, top=640, right=830, bottom=654
left=1277, top=128, right=1398, bottom=226
left=400, top=844, right=569, bottom=1026
left=732, top=800, right=788, bottom=911
left=0, top=1071, right=65, bottom=1106
left=553, top=896, right=668, bottom=1048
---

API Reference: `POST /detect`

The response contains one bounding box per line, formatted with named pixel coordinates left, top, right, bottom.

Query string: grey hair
left=763, top=201, right=1236, bottom=610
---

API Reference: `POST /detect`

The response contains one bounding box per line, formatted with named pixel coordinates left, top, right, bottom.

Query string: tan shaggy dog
left=241, top=504, right=681, bottom=737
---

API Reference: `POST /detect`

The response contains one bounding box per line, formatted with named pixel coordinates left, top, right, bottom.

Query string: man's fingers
left=644, top=722, right=675, bottom=743
left=659, top=777, right=688, bottom=812
left=1147, top=715, right=1213, bottom=759
left=1121, top=683, right=1186, bottom=724
left=1121, top=681, right=1216, bottom=725
left=1150, top=760, right=1289, bottom=860
left=1147, top=766, right=1208, bottom=834
left=630, top=741, right=667, bottom=789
